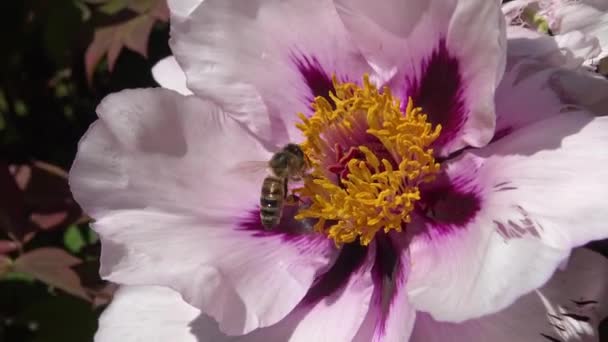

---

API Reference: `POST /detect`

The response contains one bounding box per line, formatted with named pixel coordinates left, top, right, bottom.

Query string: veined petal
left=410, top=248, right=608, bottom=342
left=407, top=111, right=608, bottom=322
left=353, top=236, right=417, bottom=342
left=335, top=0, right=507, bottom=155
left=170, top=0, right=373, bottom=144
left=151, top=56, right=193, bottom=95
left=69, top=88, right=336, bottom=334
left=209, top=242, right=376, bottom=341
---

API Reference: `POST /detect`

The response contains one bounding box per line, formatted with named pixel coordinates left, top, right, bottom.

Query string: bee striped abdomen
left=260, top=176, right=285, bottom=229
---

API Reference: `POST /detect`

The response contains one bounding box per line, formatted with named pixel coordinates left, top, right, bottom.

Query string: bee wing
left=227, top=160, right=270, bottom=180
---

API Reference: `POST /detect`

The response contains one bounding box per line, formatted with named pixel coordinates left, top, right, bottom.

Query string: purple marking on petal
left=302, top=242, right=368, bottom=304
left=419, top=178, right=481, bottom=229
left=540, top=333, right=562, bottom=342
left=405, top=40, right=466, bottom=150
left=291, top=54, right=336, bottom=109
left=369, top=234, right=400, bottom=335
left=494, top=205, right=544, bottom=242
left=371, top=234, right=398, bottom=285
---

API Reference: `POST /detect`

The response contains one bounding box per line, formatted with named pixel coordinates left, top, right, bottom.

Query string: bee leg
left=285, top=193, right=301, bottom=206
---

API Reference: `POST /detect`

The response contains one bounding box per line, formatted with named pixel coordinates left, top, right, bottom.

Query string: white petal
left=477, top=112, right=608, bottom=248
left=151, top=56, right=193, bottom=95
left=410, top=248, right=608, bottom=342
left=503, top=26, right=608, bottom=118
left=548, top=68, right=608, bottom=117
left=555, top=30, right=602, bottom=65
left=167, top=0, right=203, bottom=19
left=555, top=1, right=608, bottom=62
left=70, top=88, right=336, bottom=334
left=407, top=112, right=608, bottom=322
left=505, top=25, right=601, bottom=71
left=96, top=286, right=204, bottom=342
left=334, top=0, right=506, bottom=154
left=70, top=88, right=268, bottom=219
left=97, top=246, right=379, bottom=342
left=495, top=46, right=568, bottom=136
left=170, top=0, right=373, bottom=144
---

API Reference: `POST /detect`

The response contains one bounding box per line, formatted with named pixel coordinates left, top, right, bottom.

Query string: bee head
left=269, top=144, right=306, bottom=178
left=283, top=143, right=304, bottom=159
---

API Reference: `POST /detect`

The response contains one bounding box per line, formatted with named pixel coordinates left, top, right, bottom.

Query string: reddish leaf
left=17, top=161, right=83, bottom=233
left=85, top=14, right=156, bottom=83
left=149, top=0, right=169, bottom=21
left=91, top=282, right=118, bottom=308
left=14, top=248, right=90, bottom=301
left=8, top=164, right=32, bottom=190
left=32, top=160, right=68, bottom=179
left=30, top=212, right=69, bottom=230
left=0, top=240, right=18, bottom=254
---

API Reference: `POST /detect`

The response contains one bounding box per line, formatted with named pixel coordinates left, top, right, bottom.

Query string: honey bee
left=260, top=144, right=308, bottom=229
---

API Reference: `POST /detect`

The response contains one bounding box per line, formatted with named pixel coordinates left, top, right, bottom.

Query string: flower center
left=295, top=75, right=442, bottom=246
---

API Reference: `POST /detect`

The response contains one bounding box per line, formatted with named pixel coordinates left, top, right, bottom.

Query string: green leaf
left=14, top=99, right=28, bottom=117
left=87, top=227, right=99, bottom=244
left=3, top=271, right=35, bottom=282
left=99, top=0, right=129, bottom=14
left=64, top=225, right=86, bottom=253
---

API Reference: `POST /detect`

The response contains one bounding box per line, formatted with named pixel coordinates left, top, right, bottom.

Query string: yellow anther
left=296, top=74, right=442, bottom=246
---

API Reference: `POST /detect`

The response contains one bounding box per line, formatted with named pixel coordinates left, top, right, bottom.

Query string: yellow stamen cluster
left=295, top=75, right=442, bottom=245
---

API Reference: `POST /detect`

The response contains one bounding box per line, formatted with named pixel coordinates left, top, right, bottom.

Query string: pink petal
left=410, top=248, right=608, bottom=341
left=334, top=0, right=507, bottom=155
left=151, top=56, right=193, bottom=95
left=69, top=88, right=336, bottom=334
left=169, top=0, right=373, bottom=144
left=407, top=111, right=608, bottom=322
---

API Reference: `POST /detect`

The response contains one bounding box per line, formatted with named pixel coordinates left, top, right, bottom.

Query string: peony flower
left=503, top=0, right=608, bottom=72
left=94, top=248, right=608, bottom=341
left=70, top=0, right=608, bottom=340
